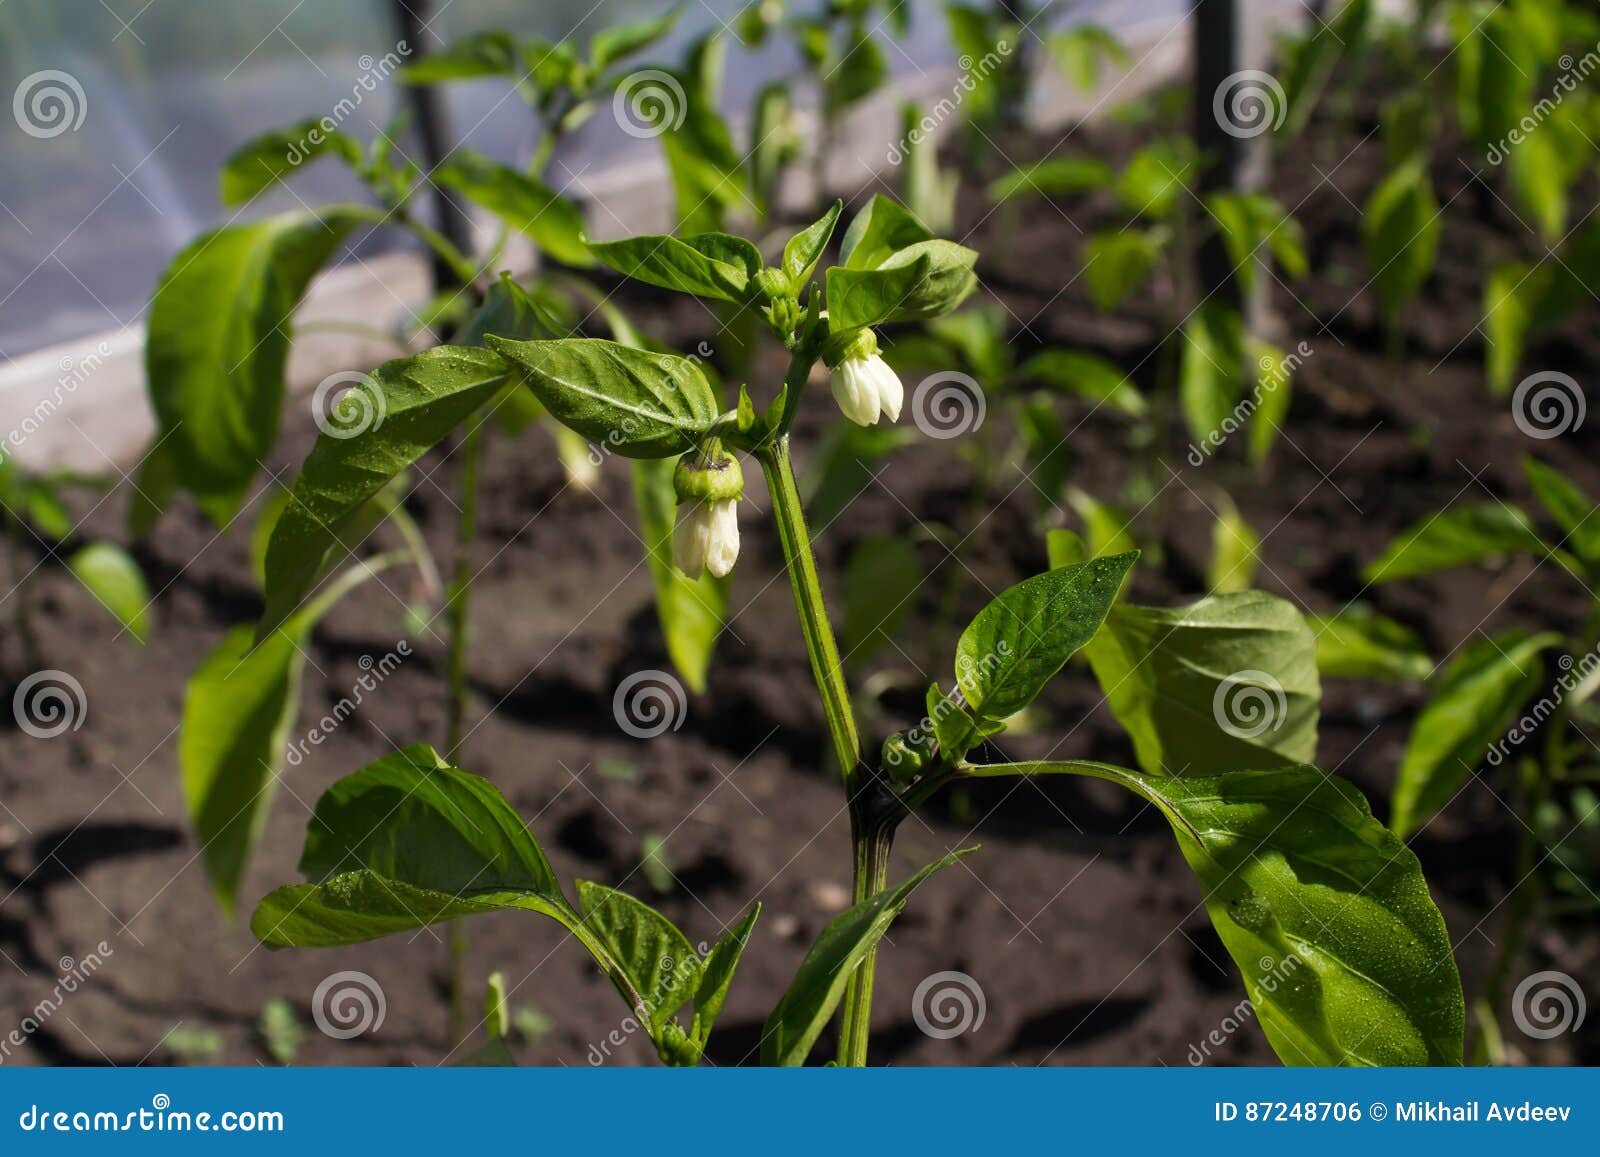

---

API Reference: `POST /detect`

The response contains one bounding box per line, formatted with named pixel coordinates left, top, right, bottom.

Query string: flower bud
left=880, top=730, right=935, bottom=783
left=657, top=1021, right=701, bottom=1066
left=824, top=328, right=903, bottom=426
left=672, top=451, right=743, bottom=580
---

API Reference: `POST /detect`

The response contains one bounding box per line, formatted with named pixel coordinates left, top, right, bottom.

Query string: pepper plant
left=242, top=194, right=1464, bottom=1067
left=1338, top=455, right=1600, bottom=1061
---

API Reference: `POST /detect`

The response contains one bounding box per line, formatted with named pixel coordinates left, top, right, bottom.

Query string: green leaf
left=1204, top=192, right=1308, bottom=295
left=1049, top=23, right=1130, bottom=91
left=587, top=232, right=761, bottom=302
left=961, top=760, right=1464, bottom=1065
left=185, top=560, right=390, bottom=915
left=842, top=536, right=922, bottom=664
left=955, top=552, right=1138, bottom=725
left=782, top=201, right=843, bottom=285
left=127, top=441, right=180, bottom=539
left=825, top=240, right=978, bottom=330
left=1249, top=340, right=1294, bottom=465
left=987, top=157, right=1114, bottom=202
left=147, top=209, right=365, bottom=524
left=252, top=746, right=718, bottom=1062
left=1015, top=349, right=1145, bottom=418
left=1115, top=141, right=1196, bottom=220
left=68, top=542, right=150, bottom=642
left=761, top=848, right=975, bottom=1066
left=825, top=20, right=888, bottom=117
left=1524, top=457, right=1600, bottom=572
left=1083, top=592, right=1320, bottom=775
left=434, top=151, right=593, bottom=267
left=219, top=120, right=362, bottom=206
left=1083, top=228, right=1163, bottom=312
left=692, top=903, right=760, bottom=1044
left=631, top=457, right=728, bottom=693
left=1391, top=632, right=1560, bottom=838
left=1066, top=487, right=1138, bottom=558
left=590, top=6, right=680, bottom=72
left=1362, top=160, right=1439, bottom=328
left=838, top=195, right=933, bottom=270
left=576, top=880, right=699, bottom=1031
left=401, top=30, right=518, bottom=83
left=1208, top=497, right=1259, bottom=594
left=258, top=346, right=513, bottom=639
left=899, top=101, right=959, bottom=235
left=1278, top=0, right=1371, bottom=136
left=1308, top=608, right=1433, bottom=682
left=488, top=337, right=720, bottom=458
left=1180, top=304, right=1246, bottom=447
left=1363, top=504, right=1546, bottom=584
left=1507, top=129, right=1569, bottom=243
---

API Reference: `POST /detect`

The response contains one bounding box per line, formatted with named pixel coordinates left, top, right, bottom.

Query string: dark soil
left=3, top=77, right=1599, bottom=1069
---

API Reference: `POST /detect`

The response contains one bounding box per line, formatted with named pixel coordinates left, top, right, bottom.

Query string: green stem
left=758, top=437, right=889, bottom=1066
left=443, top=409, right=488, bottom=1049
left=346, top=204, right=480, bottom=288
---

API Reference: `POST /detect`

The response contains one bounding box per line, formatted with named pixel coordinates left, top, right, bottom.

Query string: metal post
left=390, top=0, right=474, bottom=289
left=1193, top=0, right=1269, bottom=328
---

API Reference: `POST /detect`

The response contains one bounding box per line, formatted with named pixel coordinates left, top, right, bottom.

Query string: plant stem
left=759, top=437, right=892, bottom=1066
left=443, top=413, right=487, bottom=1048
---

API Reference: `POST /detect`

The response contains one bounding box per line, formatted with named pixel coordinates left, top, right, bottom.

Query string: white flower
left=674, top=497, right=740, bottom=579
left=826, top=328, right=903, bottom=426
